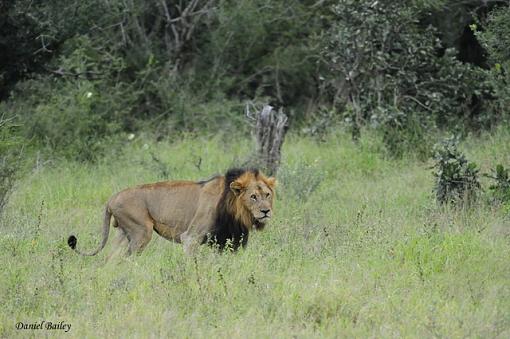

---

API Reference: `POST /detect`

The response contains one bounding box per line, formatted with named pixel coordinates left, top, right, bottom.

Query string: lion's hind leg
left=106, top=228, right=129, bottom=262
left=114, top=214, right=154, bottom=255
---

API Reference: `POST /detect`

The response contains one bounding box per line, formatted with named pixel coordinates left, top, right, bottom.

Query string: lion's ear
left=229, top=180, right=244, bottom=195
left=266, top=177, right=276, bottom=189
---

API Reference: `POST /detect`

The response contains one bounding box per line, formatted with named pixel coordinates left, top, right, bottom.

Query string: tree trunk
left=247, top=104, right=288, bottom=176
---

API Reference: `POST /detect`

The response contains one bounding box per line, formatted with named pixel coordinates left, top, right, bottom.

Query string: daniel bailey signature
left=16, top=321, right=71, bottom=332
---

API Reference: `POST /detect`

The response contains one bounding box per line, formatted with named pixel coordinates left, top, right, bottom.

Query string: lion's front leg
left=180, top=231, right=200, bottom=256
left=181, top=215, right=215, bottom=256
left=180, top=191, right=218, bottom=255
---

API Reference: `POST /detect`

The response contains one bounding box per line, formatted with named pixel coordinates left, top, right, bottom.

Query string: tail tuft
left=68, top=235, right=77, bottom=249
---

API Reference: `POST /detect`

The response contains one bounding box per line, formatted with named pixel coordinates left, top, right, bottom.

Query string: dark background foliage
left=0, top=0, right=509, bottom=163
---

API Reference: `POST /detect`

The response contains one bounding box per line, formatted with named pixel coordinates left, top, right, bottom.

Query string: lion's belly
left=145, top=186, right=201, bottom=242
left=153, top=221, right=187, bottom=242
left=144, top=180, right=223, bottom=243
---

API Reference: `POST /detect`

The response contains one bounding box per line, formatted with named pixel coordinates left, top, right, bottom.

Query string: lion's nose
left=261, top=209, right=270, bottom=215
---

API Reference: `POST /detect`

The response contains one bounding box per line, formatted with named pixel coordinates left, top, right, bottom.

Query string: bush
left=300, top=106, right=341, bottom=142
left=198, top=0, right=325, bottom=109
left=1, top=0, right=330, bottom=158
left=0, top=114, right=22, bottom=213
left=432, top=136, right=480, bottom=205
left=485, top=164, right=510, bottom=206
left=10, top=75, right=127, bottom=162
left=3, top=0, right=509, bottom=164
left=379, top=109, right=434, bottom=160
left=324, top=0, right=488, bottom=150
left=474, top=5, right=510, bottom=124
left=8, top=35, right=137, bottom=161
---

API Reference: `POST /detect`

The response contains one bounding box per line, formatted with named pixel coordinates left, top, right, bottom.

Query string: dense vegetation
left=1, top=1, right=510, bottom=337
left=1, top=1, right=509, bottom=162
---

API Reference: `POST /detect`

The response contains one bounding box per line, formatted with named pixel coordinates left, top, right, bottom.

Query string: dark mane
left=224, top=167, right=259, bottom=187
left=207, top=168, right=260, bottom=250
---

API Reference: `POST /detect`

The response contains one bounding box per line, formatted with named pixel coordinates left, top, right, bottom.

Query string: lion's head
left=224, top=168, right=276, bottom=230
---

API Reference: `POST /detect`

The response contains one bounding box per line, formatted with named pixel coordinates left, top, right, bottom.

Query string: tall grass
left=1, top=129, right=509, bottom=337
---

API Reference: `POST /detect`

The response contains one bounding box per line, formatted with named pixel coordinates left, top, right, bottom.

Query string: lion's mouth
left=256, top=215, right=270, bottom=222
left=254, top=218, right=267, bottom=230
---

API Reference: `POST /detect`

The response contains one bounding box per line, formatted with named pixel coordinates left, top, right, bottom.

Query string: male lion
left=67, top=168, right=275, bottom=257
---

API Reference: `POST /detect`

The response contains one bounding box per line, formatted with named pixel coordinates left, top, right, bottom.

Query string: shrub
left=485, top=164, right=510, bottom=206
left=0, top=114, right=23, bottom=213
left=474, top=5, right=510, bottom=124
left=199, top=0, right=325, bottom=109
left=9, top=35, right=136, bottom=161
left=378, top=108, right=434, bottom=160
left=301, top=106, right=341, bottom=142
left=12, top=76, right=125, bottom=162
left=324, top=0, right=488, bottom=149
left=432, top=136, right=480, bottom=205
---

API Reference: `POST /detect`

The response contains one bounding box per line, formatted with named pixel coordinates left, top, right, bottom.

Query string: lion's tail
left=67, top=206, right=112, bottom=256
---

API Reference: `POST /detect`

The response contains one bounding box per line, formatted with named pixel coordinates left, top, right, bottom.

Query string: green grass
left=1, top=129, right=510, bottom=338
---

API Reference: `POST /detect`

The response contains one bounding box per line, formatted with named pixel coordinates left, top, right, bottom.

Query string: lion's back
left=145, top=177, right=224, bottom=222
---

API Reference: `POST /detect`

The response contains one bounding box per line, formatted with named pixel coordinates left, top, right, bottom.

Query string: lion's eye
left=266, top=193, right=271, bottom=198
left=250, top=194, right=257, bottom=201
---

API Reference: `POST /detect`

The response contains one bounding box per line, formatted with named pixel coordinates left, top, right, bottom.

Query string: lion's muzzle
left=256, top=209, right=272, bottom=223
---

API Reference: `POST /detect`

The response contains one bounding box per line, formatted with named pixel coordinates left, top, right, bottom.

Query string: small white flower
left=86, top=92, right=93, bottom=98
left=142, top=143, right=149, bottom=150
left=127, top=133, right=135, bottom=141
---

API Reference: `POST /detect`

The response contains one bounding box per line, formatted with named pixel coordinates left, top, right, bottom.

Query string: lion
left=67, top=168, right=276, bottom=257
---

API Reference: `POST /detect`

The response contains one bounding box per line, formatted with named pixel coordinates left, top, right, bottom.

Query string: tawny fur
left=68, top=168, right=276, bottom=258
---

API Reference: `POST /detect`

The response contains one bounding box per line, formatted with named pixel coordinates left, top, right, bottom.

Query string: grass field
left=1, top=129, right=509, bottom=338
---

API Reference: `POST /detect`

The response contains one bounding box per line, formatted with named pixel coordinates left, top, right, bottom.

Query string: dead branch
left=249, top=104, right=288, bottom=176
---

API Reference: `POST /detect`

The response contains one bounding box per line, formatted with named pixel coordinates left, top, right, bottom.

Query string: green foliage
left=379, top=109, right=434, bottom=160
left=474, top=5, right=510, bottom=124
left=0, top=0, right=52, bottom=98
left=2, top=0, right=510, bottom=163
left=2, top=16, right=131, bottom=160
left=201, top=0, right=324, bottom=106
left=1, top=0, right=328, bottom=160
left=324, top=0, right=488, bottom=153
left=432, top=136, right=480, bottom=205
left=6, top=34, right=148, bottom=160
left=475, top=6, right=510, bottom=67
left=300, top=106, right=341, bottom=141
left=485, top=164, right=510, bottom=206
left=29, top=83, right=120, bottom=161
left=0, top=114, right=22, bottom=213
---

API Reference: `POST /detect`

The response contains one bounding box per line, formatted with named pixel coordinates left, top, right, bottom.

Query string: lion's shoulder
left=197, top=175, right=225, bottom=196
